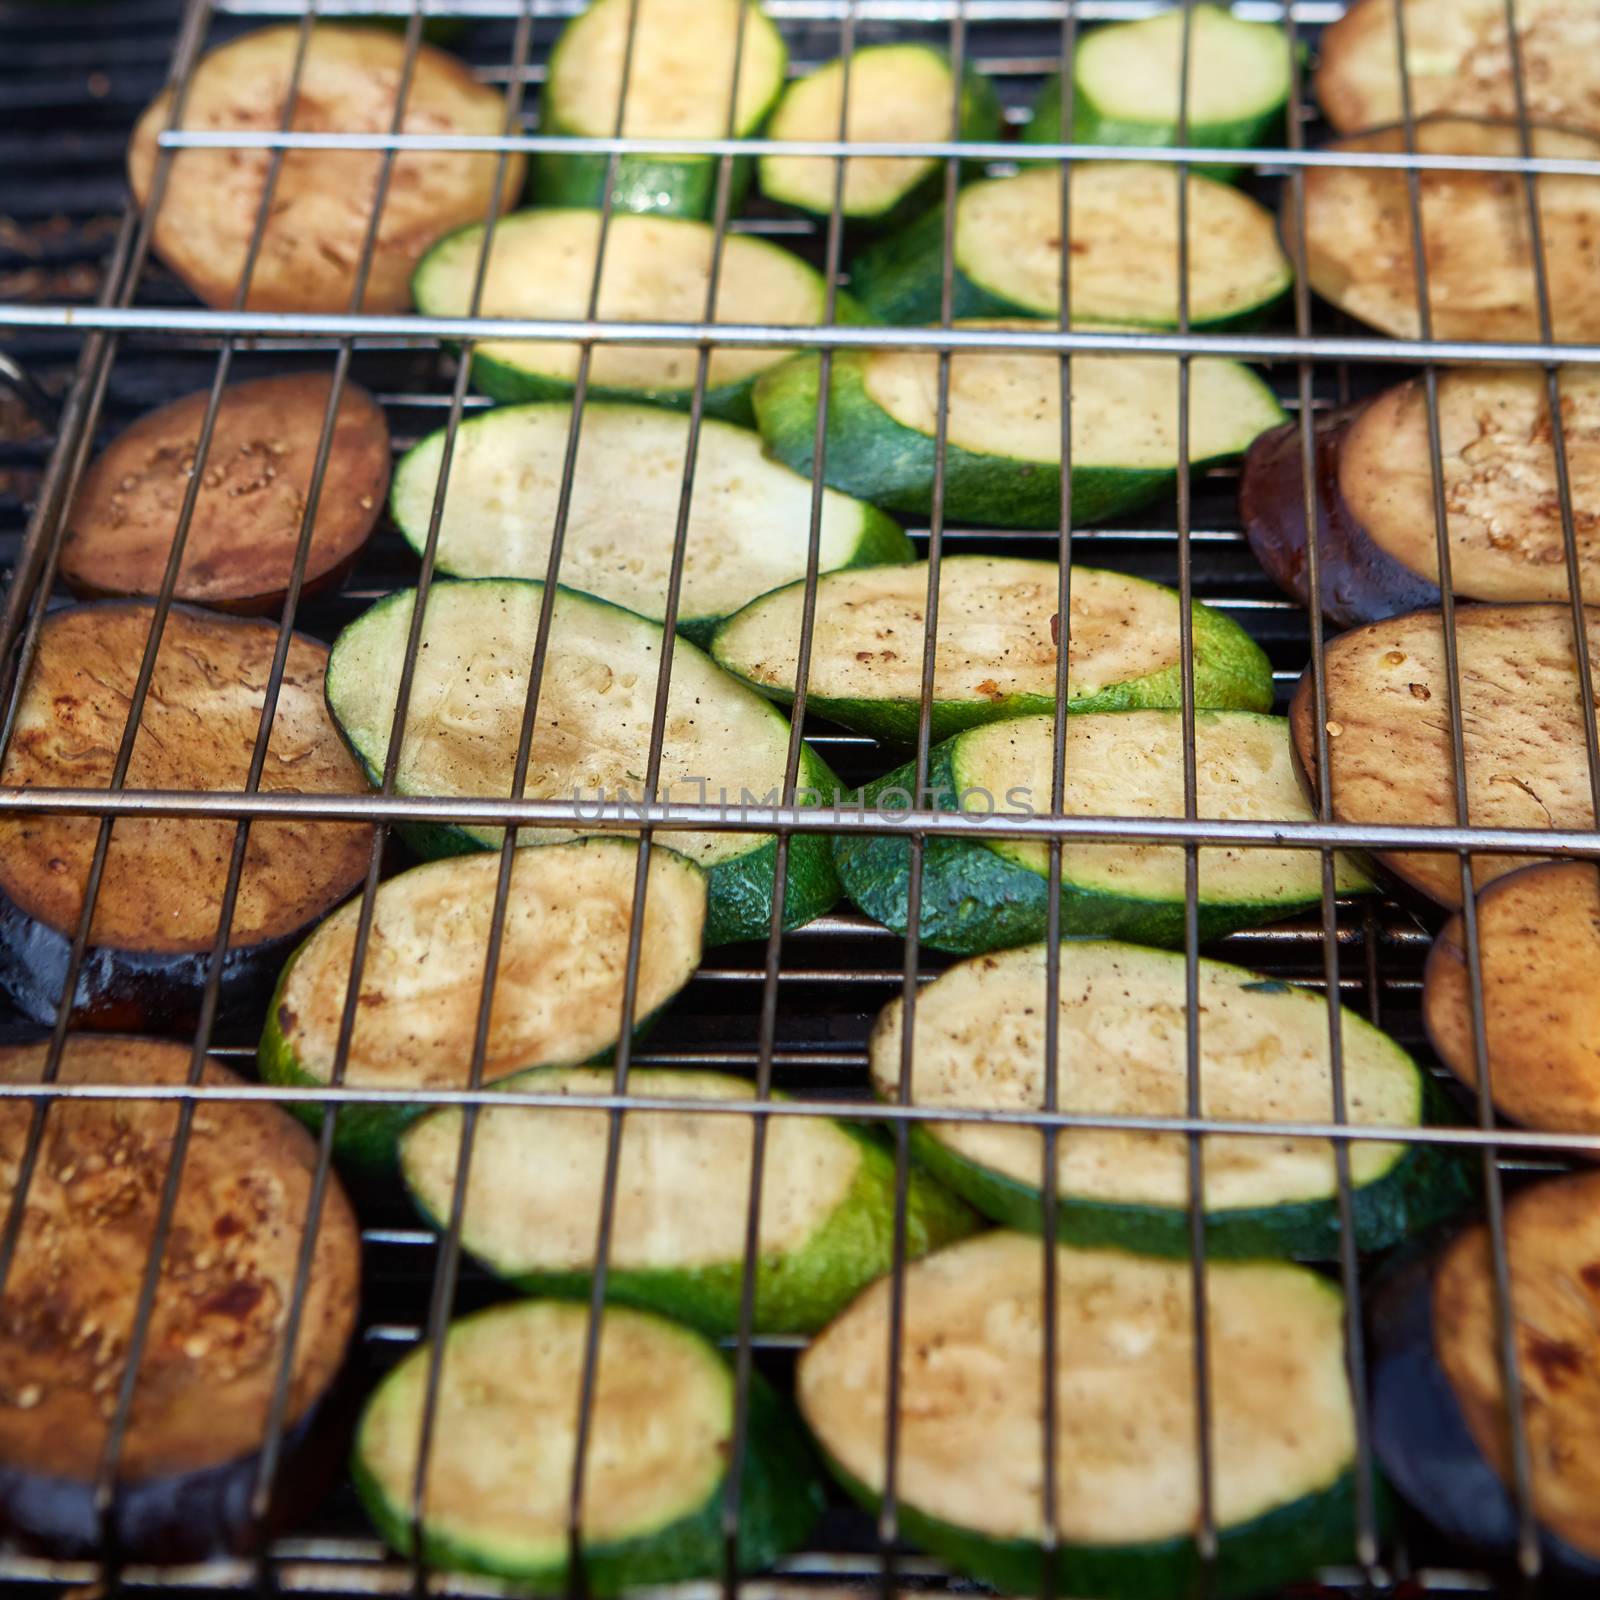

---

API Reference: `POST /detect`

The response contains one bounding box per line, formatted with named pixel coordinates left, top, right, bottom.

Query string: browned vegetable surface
left=128, top=25, right=522, bottom=313
left=62, top=374, right=390, bottom=613
left=0, top=1036, right=360, bottom=1558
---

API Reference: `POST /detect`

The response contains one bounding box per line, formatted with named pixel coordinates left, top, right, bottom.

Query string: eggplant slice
left=128, top=25, right=523, bottom=313
left=1316, top=0, right=1600, bottom=139
left=1298, top=118, right=1600, bottom=343
left=0, top=1036, right=360, bottom=1560
left=1424, top=860, right=1600, bottom=1137
left=1242, top=368, right=1600, bottom=622
left=1289, top=603, right=1600, bottom=909
left=0, top=603, right=373, bottom=1030
left=61, top=374, right=390, bottom=614
left=1370, top=1171, right=1600, bottom=1580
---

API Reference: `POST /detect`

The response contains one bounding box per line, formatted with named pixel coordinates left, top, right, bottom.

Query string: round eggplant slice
left=0, top=1035, right=360, bottom=1561
left=1369, top=1171, right=1600, bottom=1580
left=1424, top=861, right=1600, bottom=1138
left=1290, top=603, right=1600, bottom=909
left=1316, top=0, right=1600, bottom=139
left=61, top=374, right=390, bottom=613
left=1298, top=118, right=1600, bottom=344
left=127, top=25, right=523, bottom=313
left=0, top=603, right=373, bottom=1030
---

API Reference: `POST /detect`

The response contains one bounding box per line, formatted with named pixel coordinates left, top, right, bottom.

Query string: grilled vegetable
left=874, top=940, right=1469, bottom=1259
left=753, top=322, right=1285, bottom=529
left=1424, top=861, right=1600, bottom=1138
left=1316, top=0, right=1600, bottom=139
left=324, top=579, right=840, bottom=945
left=353, top=1299, right=823, bottom=1590
left=537, top=0, right=787, bottom=218
left=1289, top=603, right=1600, bottom=909
left=849, top=162, right=1292, bottom=327
left=0, top=603, right=372, bottom=1031
left=798, top=1231, right=1363, bottom=1599
left=1025, top=4, right=1291, bottom=180
left=1369, top=1171, right=1600, bottom=1582
left=834, top=710, right=1372, bottom=955
left=128, top=25, right=522, bottom=313
left=1298, top=118, right=1600, bottom=343
left=759, top=44, right=1001, bottom=227
left=391, top=401, right=911, bottom=646
left=61, top=373, right=389, bottom=614
left=1244, top=369, right=1600, bottom=625
left=711, top=558, right=1273, bottom=743
left=400, top=1067, right=978, bottom=1334
left=0, top=1036, right=359, bottom=1561
left=259, top=840, right=707, bottom=1173
left=412, top=210, right=850, bottom=425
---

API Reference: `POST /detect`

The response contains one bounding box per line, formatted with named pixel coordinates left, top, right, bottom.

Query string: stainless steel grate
left=0, top=0, right=1595, bottom=1594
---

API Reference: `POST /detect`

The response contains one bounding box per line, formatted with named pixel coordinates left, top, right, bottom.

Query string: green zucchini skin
left=752, top=347, right=1284, bottom=528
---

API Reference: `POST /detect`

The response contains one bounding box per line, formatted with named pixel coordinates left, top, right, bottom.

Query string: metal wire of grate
left=0, top=0, right=1595, bottom=1596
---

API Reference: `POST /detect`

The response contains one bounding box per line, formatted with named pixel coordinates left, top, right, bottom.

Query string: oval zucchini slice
left=1424, top=860, right=1600, bottom=1137
left=324, top=578, right=841, bottom=945
left=875, top=940, right=1469, bottom=1259
left=1370, top=1171, right=1600, bottom=1581
left=849, top=162, right=1292, bottom=328
left=1299, top=118, right=1600, bottom=343
left=354, top=1299, right=823, bottom=1590
left=752, top=321, right=1286, bottom=528
left=259, top=839, right=706, bottom=1173
left=412, top=210, right=847, bottom=426
left=798, top=1231, right=1362, bottom=1599
left=1026, top=3, right=1291, bottom=181
left=835, top=709, right=1372, bottom=955
left=0, top=1037, right=359, bottom=1561
left=1316, top=0, right=1600, bottom=140
left=538, top=0, right=787, bottom=219
left=129, top=25, right=522, bottom=314
left=759, top=44, right=1001, bottom=227
left=711, top=558, right=1273, bottom=743
left=1289, top=603, right=1600, bottom=909
left=400, top=1067, right=978, bottom=1334
left=391, top=401, right=911, bottom=646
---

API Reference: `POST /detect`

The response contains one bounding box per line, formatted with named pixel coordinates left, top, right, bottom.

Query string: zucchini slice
left=834, top=710, right=1372, bottom=955
left=324, top=578, right=841, bottom=945
left=537, top=0, right=787, bottom=219
left=129, top=25, right=523, bottom=314
left=391, top=400, right=911, bottom=646
left=354, top=1299, right=823, bottom=1590
left=399, top=1066, right=978, bottom=1334
left=874, top=940, right=1469, bottom=1259
left=759, top=44, right=1001, bottom=228
left=259, top=840, right=707, bottom=1173
left=1370, top=1171, right=1600, bottom=1582
left=0, top=1036, right=359, bottom=1561
left=1316, top=0, right=1600, bottom=140
left=1424, top=861, right=1600, bottom=1137
left=1245, top=368, right=1600, bottom=624
left=798, top=1231, right=1362, bottom=1599
left=62, top=373, right=389, bottom=615
left=711, top=558, right=1273, bottom=744
left=1026, top=4, right=1291, bottom=180
left=1289, top=603, right=1600, bottom=909
left=752, top=322, right=1286, bottom=528
left=1299, top=118, right=1600, bottom=343
left=849, top=162, right=1292, bottom=328
left=412, top=209, right=846, bottom=426
left=0, top=603, right=372, bottom=1031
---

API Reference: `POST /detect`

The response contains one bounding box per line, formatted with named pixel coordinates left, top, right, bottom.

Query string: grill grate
left=0, top=0, right=1595, bottom=1595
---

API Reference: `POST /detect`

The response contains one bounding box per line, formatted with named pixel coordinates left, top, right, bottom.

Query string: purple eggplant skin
left=1368, top=1240, right=1600, bottom=1588
left=1240, top=407, right=1441, bottom=628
